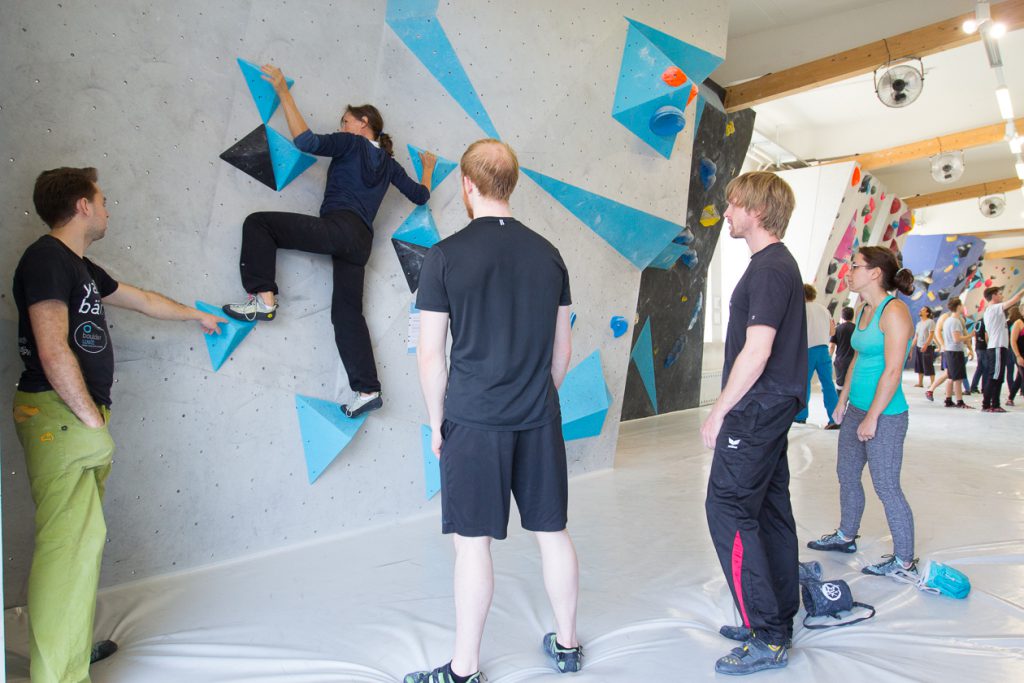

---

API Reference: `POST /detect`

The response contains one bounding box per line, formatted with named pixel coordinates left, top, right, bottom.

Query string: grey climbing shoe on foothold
left=223, top=294, right=277, bottom=322
left=341, top=392, right=383, bottom=418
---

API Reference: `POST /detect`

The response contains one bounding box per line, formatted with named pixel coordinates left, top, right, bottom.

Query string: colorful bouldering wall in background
left=621, top=103, right=756, bottom=420
left=898, top=234, right=985, bottom=321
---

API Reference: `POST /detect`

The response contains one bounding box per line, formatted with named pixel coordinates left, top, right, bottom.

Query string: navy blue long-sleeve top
left=294, top=130, right=429, bottom=230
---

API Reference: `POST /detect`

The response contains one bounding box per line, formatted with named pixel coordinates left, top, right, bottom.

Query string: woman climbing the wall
left=807, top=246, right=919, bottom=581
left=223, top=63, right=437, bottom=418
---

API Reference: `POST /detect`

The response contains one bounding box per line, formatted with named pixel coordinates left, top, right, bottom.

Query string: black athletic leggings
left=239, top=210, right=380, bottom=393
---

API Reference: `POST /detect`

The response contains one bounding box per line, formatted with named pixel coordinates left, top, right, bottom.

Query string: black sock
left=556, top=639, right=578, bottom=651
left=447, top=663, right=473, bottom=683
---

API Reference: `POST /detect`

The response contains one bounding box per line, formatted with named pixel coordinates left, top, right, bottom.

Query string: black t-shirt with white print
left=13, top=235, right=119, bottom=406
left=723, top=241, right=807, bottom=411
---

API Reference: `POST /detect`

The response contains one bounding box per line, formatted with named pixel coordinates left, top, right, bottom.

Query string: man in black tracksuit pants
left=700, top=171, right=807, bottom=676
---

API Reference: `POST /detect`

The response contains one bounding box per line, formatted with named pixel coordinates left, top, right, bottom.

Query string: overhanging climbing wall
left=0, top=1, right=729, bottom=602
left=898, top=234, right=985, bottom=321
left=621, top=104, right=756, bottom=419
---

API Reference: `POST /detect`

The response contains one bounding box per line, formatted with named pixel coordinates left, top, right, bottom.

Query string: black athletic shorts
left=943, top=350, right=967, bottom=381
left=439, top=417, right=568, bottom=539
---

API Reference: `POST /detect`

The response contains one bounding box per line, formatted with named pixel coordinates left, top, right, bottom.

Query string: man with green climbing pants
left=12, top=166, right=223, bottom=683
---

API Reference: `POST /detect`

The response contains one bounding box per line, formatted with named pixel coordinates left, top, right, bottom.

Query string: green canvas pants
left=13, top=390, right=114, bottom=683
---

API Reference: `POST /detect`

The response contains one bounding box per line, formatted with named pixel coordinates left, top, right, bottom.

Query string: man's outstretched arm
left=103, top=283, right=223, bottom=333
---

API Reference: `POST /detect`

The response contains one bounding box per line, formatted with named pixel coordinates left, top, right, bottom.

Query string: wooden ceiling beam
left=903, top=177, right=1023, bottom=209
left=724, top=0, right=1024, bottom=112
left=963, top=227, right=1024, bottom=240
left=826, top=118, right=1024, bottom=170
left=985, top=247, right=1024, bottom=259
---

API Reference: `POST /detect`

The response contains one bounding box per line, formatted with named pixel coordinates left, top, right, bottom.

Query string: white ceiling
left=721, top=0, right=1024, bottom=251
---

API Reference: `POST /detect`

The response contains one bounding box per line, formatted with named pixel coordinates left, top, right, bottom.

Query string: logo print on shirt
left=77, top=281, right=105, bottom=315
left=74, top=321, right=108, bottom=354
left=727, top=437, right=741, bottom=449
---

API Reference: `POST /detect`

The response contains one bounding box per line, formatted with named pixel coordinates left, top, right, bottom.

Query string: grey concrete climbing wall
left=1, top=0, right=727, bottom=603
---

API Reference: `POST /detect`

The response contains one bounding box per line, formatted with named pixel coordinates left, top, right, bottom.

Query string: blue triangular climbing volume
left=393, top=204, right=441, bottom=248
left=237, top=58, right=295, bottom=123
left=421, top=425, right=441, bottom=499
left=265, top=125, right=317, bottom=190
left=386, top=1, right=500, bottom=139
left=294, top=394, right=368, bottom=484
left=626, top=18, right=724, bottom=85
left=610, top=19, right=723, bottom=159
left=522, top=168, right=685, bottom=270
left=559, top=350, right=613, bottom=441
left=630, top=318, right=658, bottom=413
left=408, top=144, right=458, bottom=191
left=194, top=300, right=256, bottom=371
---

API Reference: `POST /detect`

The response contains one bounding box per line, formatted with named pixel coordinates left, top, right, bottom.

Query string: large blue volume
left=611, top=19, right=723, bottom=158
left=294, top=394, right=368, bottom=484
left=237, top=58, right=295, bottom=123
left=195, top=300, right=256, bottom=371
left=408, top=144, right=459, bottom=191
left=522, top=168, right=686, bottom=270
left=559, top=350, right=613, bottom=441
left=265, top=125, right=317, bottom=190
left=386, top=1, right=500, bottom=139
left=421, top=425, right=441, bottom=499
left=630, top=318, right=658, bottom=413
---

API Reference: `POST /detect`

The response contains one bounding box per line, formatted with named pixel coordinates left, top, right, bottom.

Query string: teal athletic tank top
left=849, top=295, right=911, bottom=415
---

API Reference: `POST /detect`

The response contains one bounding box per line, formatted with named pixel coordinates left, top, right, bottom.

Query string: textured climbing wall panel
left=0, top=0, right=728, bottom=602
left=898, top=234, right=985, bottom=322
left=621, top=106, right=756, bottom=419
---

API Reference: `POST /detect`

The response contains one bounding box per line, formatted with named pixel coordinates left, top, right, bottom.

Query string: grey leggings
left=837, top=406, right=914, bottom=560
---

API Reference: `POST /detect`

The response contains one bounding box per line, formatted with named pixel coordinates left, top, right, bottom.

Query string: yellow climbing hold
left=700, top=204, right=721, bottom=227
left=680, top=295, right=689, bottom=303
left=725, top=120, right=736, bottom=137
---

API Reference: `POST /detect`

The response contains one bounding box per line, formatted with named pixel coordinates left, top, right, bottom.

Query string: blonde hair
left=725, top=171, right=796, bottom=238
left=460, top=139, right=519, bottom=201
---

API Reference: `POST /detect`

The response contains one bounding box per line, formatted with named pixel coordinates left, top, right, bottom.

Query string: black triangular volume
left=220, top=125, right=276, bottom=190
left=392, top=238, right=430, bottom=293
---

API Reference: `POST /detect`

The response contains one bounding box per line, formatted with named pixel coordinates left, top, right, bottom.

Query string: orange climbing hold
left=662, top=66, right=687, bottom=87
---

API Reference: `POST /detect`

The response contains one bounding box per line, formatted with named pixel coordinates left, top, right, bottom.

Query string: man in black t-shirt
left=406, top=140, right=580, bottom=683
left=12, top=167, right=223, bottom=683
left=701, top=172, right=806, bottom=676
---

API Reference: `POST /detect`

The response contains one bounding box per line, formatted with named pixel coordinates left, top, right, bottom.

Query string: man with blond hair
left=701, top=171, right=806, bottom=675
left=407, top=139, right=580, bottom=682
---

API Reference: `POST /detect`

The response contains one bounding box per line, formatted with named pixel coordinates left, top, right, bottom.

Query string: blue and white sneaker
left=862, top=554, right=919, bottom=580
left=543, top=633, right=583, bottom=673
left=403, top=662, right=486, bottom=683
left=807, top=530, right=857, bottom=553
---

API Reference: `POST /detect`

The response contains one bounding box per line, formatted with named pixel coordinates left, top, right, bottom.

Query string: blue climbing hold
left=265, top=125, right=316, bottom=190
left=421, top=425, right=441, bottom=499
left=294, top=394, right=368, bottom=483
left=195, top=300, right=256, bottom=371
left=559, top=350, right=613, bottom=441
left=699, top=158, right=717, bottom=191
left=630, top=318, right=657, bottom=413
left=408, top=144, right=459, bottom=191
left=649, top=105, right=686, bottom=136
left=237, top=58, right=294, bottom=123
left=610, top=315, right=628, bottom=338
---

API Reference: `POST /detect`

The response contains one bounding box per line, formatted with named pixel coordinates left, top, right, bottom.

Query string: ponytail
left=378, top=132, right=394, bottom=157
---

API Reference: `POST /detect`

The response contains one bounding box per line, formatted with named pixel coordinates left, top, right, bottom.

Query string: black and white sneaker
left=341, top=392, right=382, bottom=418
left=223, top=294, right=277, bottom=322
left=807, top=530, right=858, bottom=553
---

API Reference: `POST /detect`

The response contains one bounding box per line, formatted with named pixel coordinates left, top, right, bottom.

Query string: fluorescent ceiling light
left=963, top=19, right=978, bottom=33
left=989, top=22, right=1007, bottom=39
left=1011, top=136, right=1024, bottom=155
left=1017, top=160, right=1024, bottom=181
left=996, top=87, right=1015, bottom=120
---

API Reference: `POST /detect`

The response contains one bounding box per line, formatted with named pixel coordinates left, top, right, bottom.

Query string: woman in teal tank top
left=806, top=246, right=919, bottom=580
